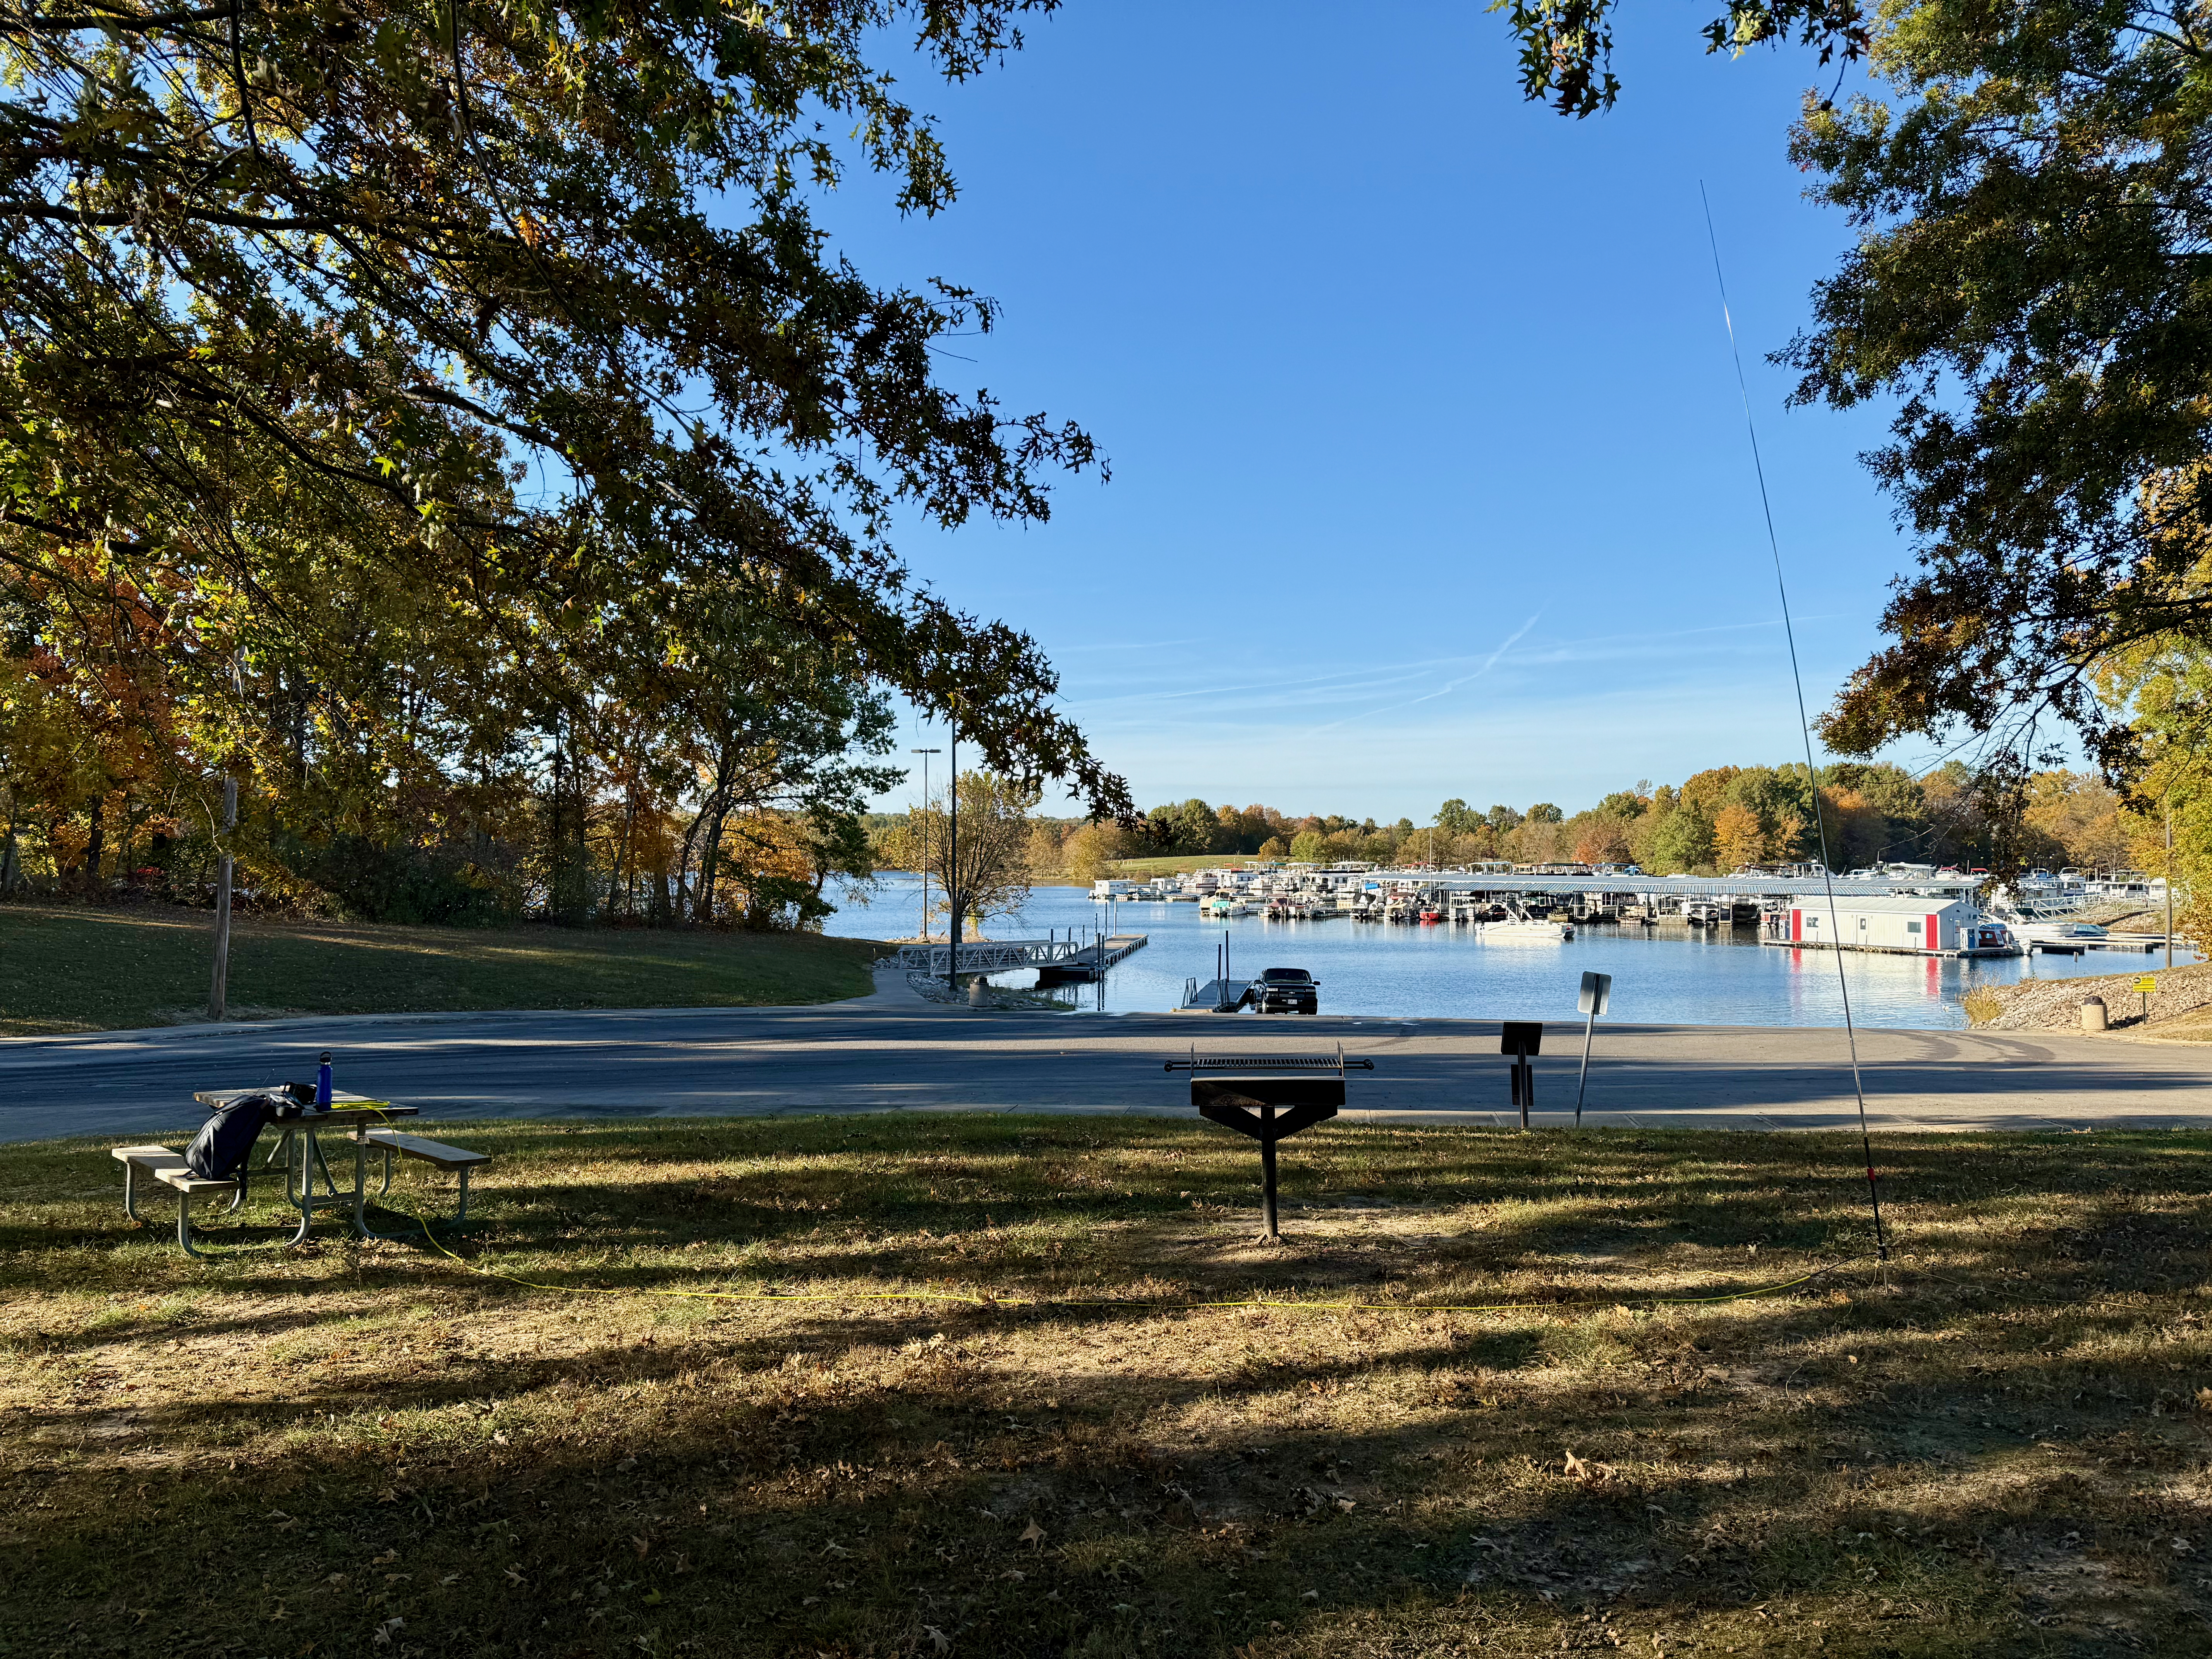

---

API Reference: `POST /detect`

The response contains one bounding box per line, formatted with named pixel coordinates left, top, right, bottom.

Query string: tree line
left=1032, top=763, right=2142, bottom=881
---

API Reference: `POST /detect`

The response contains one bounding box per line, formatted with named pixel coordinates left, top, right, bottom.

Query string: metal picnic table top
left=192, top=1088, right=417, bottom=1127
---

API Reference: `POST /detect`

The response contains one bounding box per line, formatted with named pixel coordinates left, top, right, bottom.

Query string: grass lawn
left=0, top=902, right=887, bottom=1037
left=6, top=1115, right=2212, bottom=1657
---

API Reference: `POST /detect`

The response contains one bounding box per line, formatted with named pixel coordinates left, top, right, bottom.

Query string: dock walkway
left=891, top=934, right=1148, bottom=979
left=1036, top=934, right=1148, bottom=984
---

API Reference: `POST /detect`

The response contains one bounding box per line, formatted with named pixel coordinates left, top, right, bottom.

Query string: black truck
left=1253, top=966, right=1319, bottom=1015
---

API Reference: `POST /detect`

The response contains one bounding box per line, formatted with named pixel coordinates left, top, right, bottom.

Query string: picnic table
left=115, top=1091, right=493, bottom=1254
left=191, top=1089, right=423, bottom=1243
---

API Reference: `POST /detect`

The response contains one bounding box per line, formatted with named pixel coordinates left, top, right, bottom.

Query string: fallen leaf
left=924, top=1627, right=951, bottom=1654
left=1564, top=1451, right=1588, bottom=1479
left=1335, top=1498, right=1355, bottom=1513
left=439, top=1573, right=460, bottom=1586
left=632, top=1535, right=650, bottom=1559
left=1020, top=1520, right=1046, bottom=1550
left=999, top=1569, right=1025, bottom=1582
left=503, top=1567, right=524, bottom=1586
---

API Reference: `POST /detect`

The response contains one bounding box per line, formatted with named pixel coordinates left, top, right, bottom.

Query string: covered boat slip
left=1762, top=892, right=2011, bottom=958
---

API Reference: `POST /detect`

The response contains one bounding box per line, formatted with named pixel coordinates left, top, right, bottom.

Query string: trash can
left=2080, top=996, right=2107, bottom=1032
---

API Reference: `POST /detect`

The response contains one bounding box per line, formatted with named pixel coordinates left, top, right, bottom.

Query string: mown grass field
left=7, top=1114, right=2212, bottom=1656
left=0, top=903, right=887, bottom=1036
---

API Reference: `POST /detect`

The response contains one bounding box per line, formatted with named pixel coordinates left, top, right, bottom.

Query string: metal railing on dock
left=891, top=933, right=1147, bottom=977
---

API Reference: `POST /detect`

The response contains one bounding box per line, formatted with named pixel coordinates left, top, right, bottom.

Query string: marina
left=836, top=874, right=2196, bottom=1029
left=1087, top=863, right=2172, bottom=959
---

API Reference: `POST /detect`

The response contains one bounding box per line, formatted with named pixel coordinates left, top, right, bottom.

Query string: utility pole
left=207, top=650, right=243, bottom=1021
left=946, top=723, right=959, bottom=987
left=909, top=746, right=940, bottom=945
left=2167, top=797, right=2176, bottom=969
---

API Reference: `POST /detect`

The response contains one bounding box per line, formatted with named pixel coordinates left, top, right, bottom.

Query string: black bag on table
left=184, top=1092, right=282, bottom=1179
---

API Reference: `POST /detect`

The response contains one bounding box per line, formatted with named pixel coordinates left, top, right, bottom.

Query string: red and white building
left=1762, top=893, right=2012, bottom=957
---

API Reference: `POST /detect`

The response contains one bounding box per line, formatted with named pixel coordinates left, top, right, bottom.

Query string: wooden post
left=207, top=771, right=237, bottom=1021
left=207, top=651, right=242, bottom=1022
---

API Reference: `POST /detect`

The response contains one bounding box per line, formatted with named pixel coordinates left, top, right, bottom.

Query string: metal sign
left=2135, top=975, right=2159, bottom=994
left=1500, top=1021, right=1542, bottom=1129
left=1578, top=972, right=1613, bottom=1016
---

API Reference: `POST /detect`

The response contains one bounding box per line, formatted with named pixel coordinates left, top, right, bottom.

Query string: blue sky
left=809, top=2, right=1934, bottom=822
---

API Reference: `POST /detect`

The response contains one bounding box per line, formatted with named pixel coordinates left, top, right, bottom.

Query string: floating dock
left=1035, top=934, right=1148, bottom=984
left=1175, top=978, right=1252, bottom=1013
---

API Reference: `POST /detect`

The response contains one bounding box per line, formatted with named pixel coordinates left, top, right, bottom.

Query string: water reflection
left=828, top=877, right=2193, bottom=1029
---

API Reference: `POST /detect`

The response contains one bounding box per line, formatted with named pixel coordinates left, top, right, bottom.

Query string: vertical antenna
left=1699, top=184, right=1887, bottom=1263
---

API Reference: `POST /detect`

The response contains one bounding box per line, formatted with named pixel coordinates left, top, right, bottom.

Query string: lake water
left=827, top=876, right=2193, bottom=1029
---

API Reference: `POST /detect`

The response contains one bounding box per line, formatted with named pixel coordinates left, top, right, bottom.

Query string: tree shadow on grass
left=13, top=1118, right=2212, bottom=1654
left=13, top=1285, right=2208, bottom=1658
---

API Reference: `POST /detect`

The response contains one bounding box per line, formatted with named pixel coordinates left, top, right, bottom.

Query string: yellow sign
left=2135, top=975, right=2159, bottom=994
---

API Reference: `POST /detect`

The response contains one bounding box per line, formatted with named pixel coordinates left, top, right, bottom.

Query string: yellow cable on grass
left=396, top=1198, right=1853, bottom=1317
left=360, top=1109, right=1860, bottom=1317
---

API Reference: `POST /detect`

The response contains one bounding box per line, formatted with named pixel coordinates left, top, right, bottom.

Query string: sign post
left=1575, top=971, right=1613, bottom=1126
left=1501, top=1020, right=1543, bottom=1130
left=2136, top=973, right=2158, bottom=1024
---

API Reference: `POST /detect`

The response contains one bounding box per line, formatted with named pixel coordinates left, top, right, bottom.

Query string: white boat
left=1477, top=902, right=1571, bottom=943
left=2012, top=915, right=2109, bottom=947
left=1478, top=918, right=1571, bottom=943
left=1989, top=896, right=2109, bottom=947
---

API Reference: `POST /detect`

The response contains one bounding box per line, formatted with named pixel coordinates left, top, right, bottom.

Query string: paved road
left=4, top=975, right=2208, bottom=1142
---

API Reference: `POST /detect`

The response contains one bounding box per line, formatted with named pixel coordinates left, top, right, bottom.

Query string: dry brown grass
left=6, top=1115, right=2212, bottom=1657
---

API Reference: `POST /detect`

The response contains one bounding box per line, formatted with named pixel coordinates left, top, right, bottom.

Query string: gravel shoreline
left=1972, top=958, right=2212, bottom=1030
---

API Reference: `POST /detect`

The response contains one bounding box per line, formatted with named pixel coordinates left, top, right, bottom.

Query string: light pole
left=909, top=747, right=940, bottom=946
left=946, top=723, right=959, bottom=987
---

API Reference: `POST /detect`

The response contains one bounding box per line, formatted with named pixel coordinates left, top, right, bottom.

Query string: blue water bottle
left=316, top=1052, right=333, bottom=1109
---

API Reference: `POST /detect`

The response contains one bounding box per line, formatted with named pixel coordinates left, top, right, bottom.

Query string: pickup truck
left=1253, top=966, right=1318, bottom=1015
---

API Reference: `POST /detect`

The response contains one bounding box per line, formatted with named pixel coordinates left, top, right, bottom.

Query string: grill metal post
left=1261, top=1106, right=1278, bottom=1239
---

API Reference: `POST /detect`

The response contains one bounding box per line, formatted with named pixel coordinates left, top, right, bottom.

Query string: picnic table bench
left=363, top=1129, right=491, bottom=1224
left=110, top=1144, right=268, bottom=1255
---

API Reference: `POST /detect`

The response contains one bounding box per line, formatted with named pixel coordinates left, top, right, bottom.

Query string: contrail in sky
left=1309, top=612, right=1542, bottom=733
